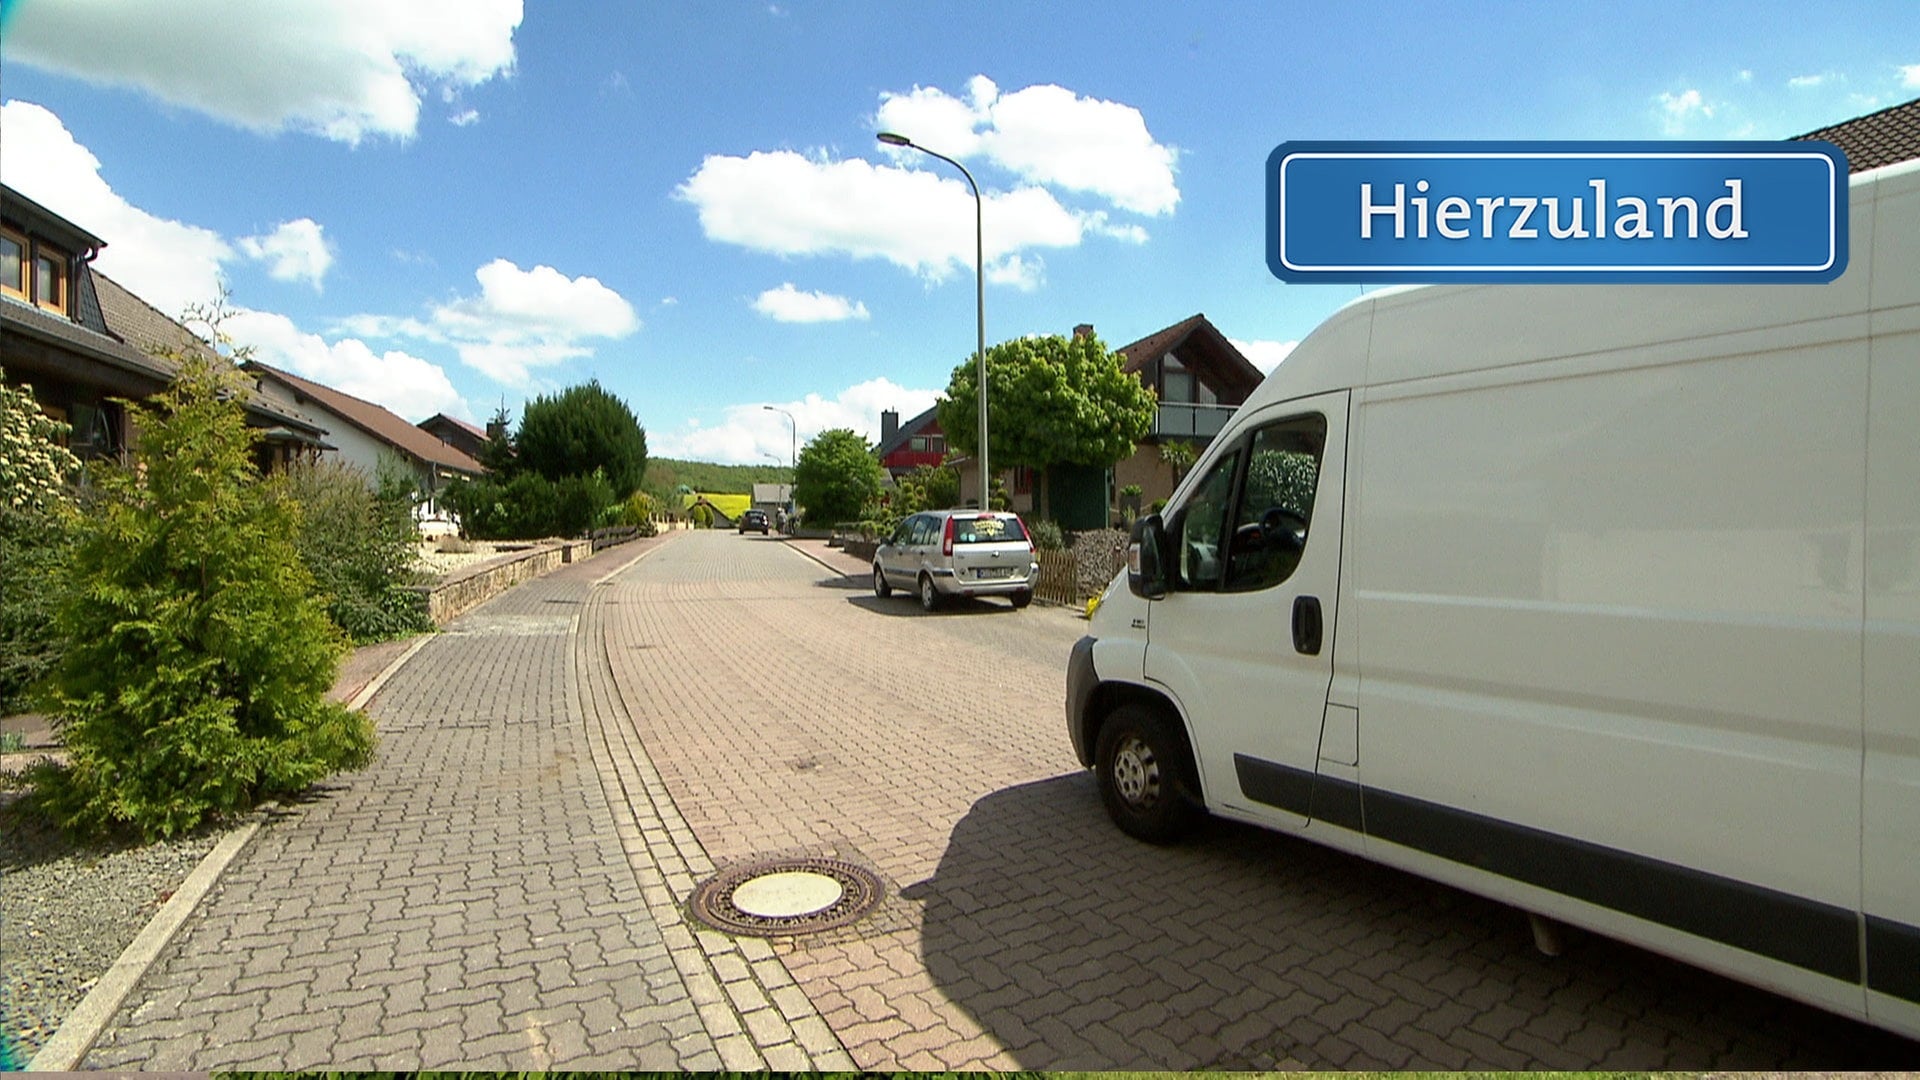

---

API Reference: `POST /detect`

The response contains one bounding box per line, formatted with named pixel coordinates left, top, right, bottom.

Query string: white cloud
left=984, top=254, right=1044, bottom=291
left=1788, top=73, right=1831, bottom=89
left=4, top=0, right=520, bottom=144
left=1738, top=69, right=1754, bottom=83
left=752, top=284, right=870, bottom=323
left=876, top=76, right=1180, bottom=215
left=227, top=309, right=469, bottom=422
left=347, top=259, right=639, bottom=385
left=1654, top=88, right=1714, bottom=135
left=449, top=109, right=480, bottom=127
left=0, top=100, right=231, bottom=316
left=653, top=378, right=939, bottom=464
left=238, top=219, right=333, bottom=289
left=678, top=150, right=1088, bottom=284
left=1902, top=64, right=1920, bottom=88
left=1229, top=338, right=1299, bottom=375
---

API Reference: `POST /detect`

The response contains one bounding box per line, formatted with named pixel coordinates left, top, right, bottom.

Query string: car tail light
left=942, top=515, right=955, bottom=556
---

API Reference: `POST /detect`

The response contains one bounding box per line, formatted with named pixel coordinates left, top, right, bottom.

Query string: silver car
left=872, top=509, right=1039, bottom=611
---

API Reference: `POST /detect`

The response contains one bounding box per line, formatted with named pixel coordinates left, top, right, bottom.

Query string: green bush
left=271, top=460, right=432, bottom=644
left=28, top=357, right=374, bottom=841
left=445, top=470, right=614, bottom=540
left=1029, top=518, right=1066, bottom=551
left=0, top=374, right=82, bottom=714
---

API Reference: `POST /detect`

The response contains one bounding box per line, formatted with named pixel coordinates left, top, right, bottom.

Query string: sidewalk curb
left=781, top=538, right=862, bottom=580
left=25, top=632, right=432, bottom=1072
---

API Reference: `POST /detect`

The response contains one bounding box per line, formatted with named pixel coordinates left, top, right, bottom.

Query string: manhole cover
left=689, top=857, right=884, bottom=937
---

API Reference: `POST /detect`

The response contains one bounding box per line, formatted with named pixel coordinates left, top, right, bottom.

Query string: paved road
left=80, top=528, right=1920, bottom=1069
left=606, top=531, right=1920, bottom=1071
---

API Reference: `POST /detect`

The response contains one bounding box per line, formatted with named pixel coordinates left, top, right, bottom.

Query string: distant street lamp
left=876, top=130, right=989, bottom=510
left=762, top=404, right=797, bottom=515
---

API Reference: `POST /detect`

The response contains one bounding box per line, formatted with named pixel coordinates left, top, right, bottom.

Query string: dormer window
left=0, top=225, right=71, bottom=315
left=33, top=244, right=69, bottom=315
left=0, top=228, right=24, bottom=302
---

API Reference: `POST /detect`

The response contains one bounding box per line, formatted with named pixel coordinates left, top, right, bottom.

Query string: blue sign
left=1267, top=141, right=1848, bottom=284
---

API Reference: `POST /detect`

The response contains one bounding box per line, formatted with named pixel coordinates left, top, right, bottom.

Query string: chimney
left=486, top=418, right=506, bottom=441
left=1073, top=323, right=1094, bottom=340
left=881, top=409, right=899, bottom=443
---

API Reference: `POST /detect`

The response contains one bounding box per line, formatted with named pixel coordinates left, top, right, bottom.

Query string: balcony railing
left=1153, top=402, right=1237, bottom=439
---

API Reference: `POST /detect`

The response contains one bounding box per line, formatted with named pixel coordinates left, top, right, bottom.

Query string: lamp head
left=876, top=132, right=912, bottom=147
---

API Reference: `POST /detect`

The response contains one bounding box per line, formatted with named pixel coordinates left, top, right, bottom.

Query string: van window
left=1224, top=417, right=1325, bottom=592
left=1176, top=447, right=1243, bottom=590
left=1172, top=414, right=1327, bottom=594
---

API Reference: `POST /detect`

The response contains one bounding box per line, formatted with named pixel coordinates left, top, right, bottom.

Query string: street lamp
left=877, top=130, right=989, bottom=510
left=762, top=404, right=796, bottom=516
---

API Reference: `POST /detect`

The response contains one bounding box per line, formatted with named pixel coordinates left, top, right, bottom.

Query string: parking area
left=598, top=531, right=1920, bottom=1070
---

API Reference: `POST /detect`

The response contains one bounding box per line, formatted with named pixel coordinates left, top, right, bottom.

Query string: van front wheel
left=1095, top=704, right=1200, bottom=843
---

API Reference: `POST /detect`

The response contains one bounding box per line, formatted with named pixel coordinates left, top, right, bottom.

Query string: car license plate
left=976, top=567, right=1014, bottom=580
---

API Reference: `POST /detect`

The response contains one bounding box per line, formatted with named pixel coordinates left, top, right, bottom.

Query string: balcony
left=1152, top=402, right=1237, bottom=440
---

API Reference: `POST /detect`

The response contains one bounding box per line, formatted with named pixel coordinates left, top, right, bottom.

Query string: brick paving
left=82, top=534, right=847, bottom=1071
left=601, top=530, right=1920, bottom=1071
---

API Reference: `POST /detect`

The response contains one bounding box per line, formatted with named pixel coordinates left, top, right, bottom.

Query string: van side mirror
left=1128, top=514, right=1170, bottom=600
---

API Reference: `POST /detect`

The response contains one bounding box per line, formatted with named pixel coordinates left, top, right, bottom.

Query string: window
left=911, top=436, right=928, bottom=451
left=33, top=244, right=69, bottom=314
left=1174, top=413, right=1327, bottom=593
left=1162, top=354, right=1193, bottom=404
left=1012, top=465, right=1034, bottom=495
left=0, top=229, right=24, bottom=301
left=951, top=514, right=1027, bottom=544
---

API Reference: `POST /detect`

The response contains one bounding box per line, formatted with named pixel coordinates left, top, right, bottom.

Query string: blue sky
left=3, top=1, right=1915, bottom=463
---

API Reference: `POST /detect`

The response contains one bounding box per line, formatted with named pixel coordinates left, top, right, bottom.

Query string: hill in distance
left=645, top=458, right=791, bottom=497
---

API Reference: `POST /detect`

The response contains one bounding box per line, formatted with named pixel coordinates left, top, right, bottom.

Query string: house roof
left=1113, top=313, right=1263, bottom=398
left=1, top=183, right=106, bottom=255
left=244, top=360, right=483, bottom=475
left=421, top=412, right=486, bottom=440
left=874, top=404, right=941, bottom=458
left=1795, top=95, right=1920, bottom=173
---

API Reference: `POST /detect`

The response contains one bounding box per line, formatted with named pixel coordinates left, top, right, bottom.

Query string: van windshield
left=951, top=515, right=1027, bottom=544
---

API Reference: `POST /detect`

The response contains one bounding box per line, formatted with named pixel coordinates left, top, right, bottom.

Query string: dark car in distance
left=738, top=509, right=771, bottom=535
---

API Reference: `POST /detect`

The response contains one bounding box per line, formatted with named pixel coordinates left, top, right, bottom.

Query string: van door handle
left=1292, top=596, right=1323, bottom=655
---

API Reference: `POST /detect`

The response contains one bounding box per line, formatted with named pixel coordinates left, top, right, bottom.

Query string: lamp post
left=762, top=404, right=796, bottom=516
left=877, top=131, right=989, bottom=510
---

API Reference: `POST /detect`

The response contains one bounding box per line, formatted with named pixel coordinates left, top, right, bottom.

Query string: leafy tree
left=0, top=374, right=82, bottom=713
left=793, top=428, right=884, bottom=526
left=515, top=381, right=647, bottom=498
left=1159, top=439, right=1198, bottom=486
left=29, top=356, right=374, bottom=840
left=937, top=332, right=1156, bottom=518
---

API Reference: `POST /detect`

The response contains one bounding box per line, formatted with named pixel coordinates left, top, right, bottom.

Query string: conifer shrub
left=28, top=357, right=374, bottom=840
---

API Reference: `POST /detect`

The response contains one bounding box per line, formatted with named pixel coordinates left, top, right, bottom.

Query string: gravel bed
left=0, top=791, right=229, bottom=1067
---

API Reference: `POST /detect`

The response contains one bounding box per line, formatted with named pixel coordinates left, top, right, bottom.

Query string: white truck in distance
left=1067, top=156, right=1920, bottom=1040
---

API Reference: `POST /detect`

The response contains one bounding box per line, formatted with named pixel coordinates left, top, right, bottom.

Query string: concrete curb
left=781, top=538, right=862, bottom=580
left=25, top=632, right=432, bottom=1072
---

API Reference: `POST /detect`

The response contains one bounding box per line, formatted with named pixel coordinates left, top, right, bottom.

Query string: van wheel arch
left=1095, top=699, right=1205, bottom=843
left=1082, top=684, right=1202, bottom=799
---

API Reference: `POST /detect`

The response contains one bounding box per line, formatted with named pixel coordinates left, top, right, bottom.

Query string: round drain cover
left=731, top=871, right=843, bottom=918
left=690, top=856, right=883, bottom=937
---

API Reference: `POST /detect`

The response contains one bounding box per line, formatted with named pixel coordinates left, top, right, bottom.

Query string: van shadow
left=844, top=594, right=1017, bottom=617
left=905, top=775, right=1920, bottom=1070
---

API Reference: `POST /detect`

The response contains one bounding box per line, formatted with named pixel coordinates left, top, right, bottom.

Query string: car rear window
left=951, top=515, right=1028, bottom=544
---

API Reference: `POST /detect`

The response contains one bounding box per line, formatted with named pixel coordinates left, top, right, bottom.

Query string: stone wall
left=415, top=538, right=595, bottom=626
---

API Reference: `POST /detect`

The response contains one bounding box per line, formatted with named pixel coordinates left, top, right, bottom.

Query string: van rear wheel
left=1095, top=704, right=1200, bottom=843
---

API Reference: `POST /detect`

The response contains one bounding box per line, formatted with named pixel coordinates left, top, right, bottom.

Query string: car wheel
left=918, top=573, right=941, bottom=612
left=873, top=565, right=892, bottom=598
left=1095, top=703, right=1201, bottom=843
left=1010, top=589, right=1032, bottom=609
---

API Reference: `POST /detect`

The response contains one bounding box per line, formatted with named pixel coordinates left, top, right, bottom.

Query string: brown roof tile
left=1795, top=95, right=1920, bottom=173
left=244, top=360, right=483, bottom=474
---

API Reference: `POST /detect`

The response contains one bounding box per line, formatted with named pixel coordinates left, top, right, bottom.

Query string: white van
left=1067, top=157, right=1920, bottom=1040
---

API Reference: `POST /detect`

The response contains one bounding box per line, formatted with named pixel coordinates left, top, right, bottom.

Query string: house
left=1106, top=315, right=1264, bottom=514
left=418, top=412, right=489, bottom=462
left=2, top=183, right=328, bottom=471
left=750, top=482, right=792, bottom=517
left=242, top=360, right=483, bottom=531
left=875, top=406, right=948, bottom=478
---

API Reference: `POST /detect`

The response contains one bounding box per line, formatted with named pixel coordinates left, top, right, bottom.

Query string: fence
left=1035, top=549, right=1078, bottom=607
